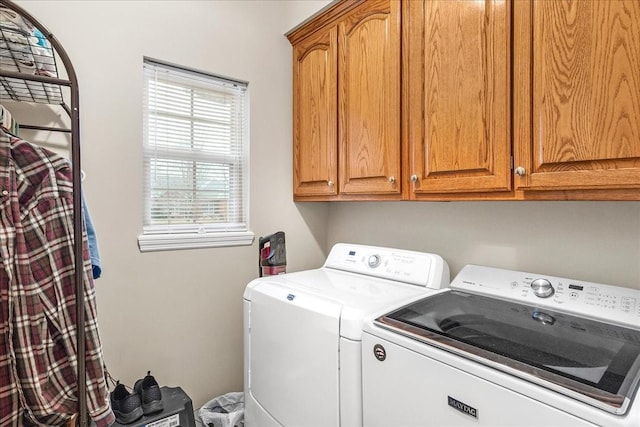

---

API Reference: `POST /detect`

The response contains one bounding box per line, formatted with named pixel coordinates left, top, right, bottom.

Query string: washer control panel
left=452, top=265, right=640, bottom=328
left=323, top=243, right=449, bottom=289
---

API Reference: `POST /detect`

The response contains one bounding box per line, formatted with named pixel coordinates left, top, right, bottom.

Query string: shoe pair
left=110, top=371, right=164, bottom=424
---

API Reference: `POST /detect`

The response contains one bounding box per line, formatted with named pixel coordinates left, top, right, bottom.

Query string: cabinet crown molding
left=286, top=0, right=368, bottom=45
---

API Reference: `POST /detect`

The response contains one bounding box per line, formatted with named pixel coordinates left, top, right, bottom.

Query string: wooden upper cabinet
left=405, top=0, right=512, bottom=197
left=514, top=0, right=640, bottom=194
left=338, top=0, right=401, bottom=195
left=289, top=0, right=639, bottom=201
left=288, top=0, right=400, bottom=199
left=292, top=26, right=338, bottom=197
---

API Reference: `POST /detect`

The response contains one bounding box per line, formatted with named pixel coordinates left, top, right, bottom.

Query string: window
left=138, top=58, right=253, bottom=252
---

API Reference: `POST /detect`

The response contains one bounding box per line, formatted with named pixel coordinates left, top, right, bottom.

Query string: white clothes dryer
left=243, top=243, right=450, bottom=427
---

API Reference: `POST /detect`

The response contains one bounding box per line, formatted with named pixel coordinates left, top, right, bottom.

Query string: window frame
left=138, top=57, right=253, bottom=252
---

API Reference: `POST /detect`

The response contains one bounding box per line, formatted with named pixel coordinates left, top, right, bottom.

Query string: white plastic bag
left=199, top=392, right=244, bottom=427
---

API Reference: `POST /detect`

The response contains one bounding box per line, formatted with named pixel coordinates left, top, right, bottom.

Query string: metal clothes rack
left=0, top=1, right=88, bottom=426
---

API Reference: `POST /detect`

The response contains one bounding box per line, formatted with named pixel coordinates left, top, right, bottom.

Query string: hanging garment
left=0, top=129, right=114, bottom=427
left=82, top=191, right=102, bottom=279
left=0, top=103, right=19, bottom=135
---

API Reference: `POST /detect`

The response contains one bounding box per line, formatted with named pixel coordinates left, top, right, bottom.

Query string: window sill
left=138, top=231, right=255, bottom=252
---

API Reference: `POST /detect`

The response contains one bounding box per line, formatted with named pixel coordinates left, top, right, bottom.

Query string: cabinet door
left=293, top=26, right=338, bottom=197
left=514, top=0, right=640, bottom=193
left=338, top=0, right=401, bottom=195
left=405, top=0, right=511, bottom=197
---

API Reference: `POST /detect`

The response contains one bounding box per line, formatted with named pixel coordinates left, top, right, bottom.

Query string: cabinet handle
left=389, top=176, right=396, bottom=184
left=327, top=180, right=334, bottom=187
left=515, top=166, right=526, bottom=177
left=410, top=174, right=418, bottom=183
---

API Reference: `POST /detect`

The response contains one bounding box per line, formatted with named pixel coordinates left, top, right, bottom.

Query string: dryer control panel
left=323, top=243, right=449, bottom=289
left=452, top=264, right=640, bottom=328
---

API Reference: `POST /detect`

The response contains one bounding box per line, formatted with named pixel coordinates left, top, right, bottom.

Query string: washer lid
left=246, top=268, right=436, bottom=340
left=376, top=290, right=640, bottom=415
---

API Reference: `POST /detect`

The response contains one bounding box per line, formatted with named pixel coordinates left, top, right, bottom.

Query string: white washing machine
left=243, top=243, right=450, bottom=427
left=362, top=265, right=640, bottom=426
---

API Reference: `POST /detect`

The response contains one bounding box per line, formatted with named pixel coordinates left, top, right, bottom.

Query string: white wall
left=12, top=0, right=330, bottom=408
left=282, top=0, right=333, bottom=33
left=327, top=201, right=640, bottom=289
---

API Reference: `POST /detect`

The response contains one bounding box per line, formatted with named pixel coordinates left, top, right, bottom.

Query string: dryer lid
left=375, top=290, right=640, bottom=415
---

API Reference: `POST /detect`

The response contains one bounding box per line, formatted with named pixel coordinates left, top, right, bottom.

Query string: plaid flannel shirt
left=0, top=129, right=114, bottom=426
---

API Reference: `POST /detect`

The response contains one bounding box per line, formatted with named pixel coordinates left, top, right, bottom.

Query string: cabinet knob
left=410, top=174, right=418, bottom=183
left=327, top=180, right=334, bottom=187
left=515, top=166, right=526, bottom=177
left=388, top=176, right=396, bottom=184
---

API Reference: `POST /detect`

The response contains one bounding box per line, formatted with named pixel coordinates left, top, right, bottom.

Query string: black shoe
left=110, top=382, right=143, bottom=424
left=134, top=371, right=163, bottom=415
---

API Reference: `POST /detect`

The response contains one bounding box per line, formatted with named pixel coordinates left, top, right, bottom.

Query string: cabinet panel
left=338, top=0, right=401, bottom=195
left=293, top=27, right=338, bottom=197
left=406, top=0, right=511, bottom=196
left=515, top=0, right=640, bottom=192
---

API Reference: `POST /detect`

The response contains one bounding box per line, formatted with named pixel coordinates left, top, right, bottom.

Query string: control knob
left=531, top=278, right=555, bottom=298
left=368, top=254, right=381, bottom=268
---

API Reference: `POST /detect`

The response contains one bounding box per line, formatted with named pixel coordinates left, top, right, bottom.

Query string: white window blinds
left=139, top=58, right=252, bottom=251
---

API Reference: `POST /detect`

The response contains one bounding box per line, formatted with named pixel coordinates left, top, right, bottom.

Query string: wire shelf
left=0, top=7, right=63, bottom=104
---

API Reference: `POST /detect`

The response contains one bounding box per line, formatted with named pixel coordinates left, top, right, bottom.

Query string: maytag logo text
left=448, top=396, right=478, bottom=419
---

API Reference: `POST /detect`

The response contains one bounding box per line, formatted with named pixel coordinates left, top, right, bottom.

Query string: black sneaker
left=134, top=371, right=163, bottom=415
left=110, top=382, right=143, bottom=424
